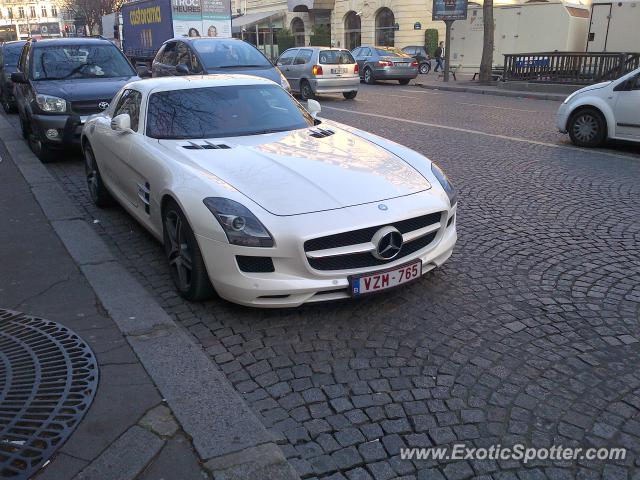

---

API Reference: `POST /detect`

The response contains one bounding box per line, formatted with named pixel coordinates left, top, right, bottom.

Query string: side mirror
left=111, top=113, right=132, bottom=132
left=137, top=65, right=152, bottom=78
left=307, top=99, right=321, bottom=119
left=11, top=72, right=26, bottom=84
left=176, top=64, right=190, bottom=75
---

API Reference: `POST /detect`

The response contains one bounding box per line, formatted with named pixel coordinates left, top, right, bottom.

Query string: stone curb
left=0, top=115, right=300, bottom=480
left=414, top=82, right=567, bottom=102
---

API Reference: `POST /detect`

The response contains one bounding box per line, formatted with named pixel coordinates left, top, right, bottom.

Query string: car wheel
left=568, top=108, right=607, bottom=148
left=343, top=91, right=357, bottom=100
left=300, top=80, right=315, bottom=101
left=398, top=79, right=411, bottom=85
left=28, top=128, right=57, bottom=163
left=84, top=143, right=113, bottom=208
left=419, top=63, right=431, bottom=74
left=364, top=67, right=375, bottom=85
left=163, top=200, right=215, bottom=302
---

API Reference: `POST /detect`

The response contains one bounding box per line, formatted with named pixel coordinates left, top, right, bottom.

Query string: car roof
left=164, top=37, right=246, bottom=45
left=3, top=40, right=26, bottom=46
left=28, top=37, right=116, bottom=47
left=124, top=74, right=278, bottom=95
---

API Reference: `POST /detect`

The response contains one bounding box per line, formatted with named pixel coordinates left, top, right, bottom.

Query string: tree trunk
left=478, top=0, right=494, bottom=84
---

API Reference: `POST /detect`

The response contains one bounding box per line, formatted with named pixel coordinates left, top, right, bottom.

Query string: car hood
left=576, top=80, right=612, bottom=95
left=160, top=127, right=431, bottom=216
left=32, top=76, right=138, bottom=101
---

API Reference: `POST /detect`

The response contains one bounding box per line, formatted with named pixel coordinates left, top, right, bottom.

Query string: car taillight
left=411, top=60, right=418, bottom=67
left=312, top=65, right=323, bottom=75
left=354, top=63, right=359, bottom=74
left=378, top=60, right=393, bottom=67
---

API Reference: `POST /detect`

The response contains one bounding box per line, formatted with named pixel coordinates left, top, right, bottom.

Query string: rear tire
left=568, top=108, right=607, bottom=148
left=84, top=143, right=114, bottom=208
left=398, top=79, right=411, bottom=85
left=364, top=67, right=375, bottom=85
left=163, top=199, right=215, bottom=302
left=343, top=91, right=357, bottom=100
left=419, top=63, right=431, bottom=74
left=300, top=80, right=315, bottom=101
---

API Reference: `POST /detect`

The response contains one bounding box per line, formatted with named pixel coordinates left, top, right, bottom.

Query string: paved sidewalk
left=413, top=73, right=570, bottom=101
left=0, top=124, right=208, bottom=480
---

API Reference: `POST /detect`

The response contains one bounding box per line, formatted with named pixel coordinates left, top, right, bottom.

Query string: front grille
left=307, top=231, right=437, bottom=271
left=304, top=212, right=441, bottom=252
left=71, top=99, right=111, bottom=115
left=236, top=256, right=275, bottom=273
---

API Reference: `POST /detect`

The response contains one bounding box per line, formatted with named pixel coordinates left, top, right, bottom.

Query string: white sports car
left=81, top=75, right=457, bottom=307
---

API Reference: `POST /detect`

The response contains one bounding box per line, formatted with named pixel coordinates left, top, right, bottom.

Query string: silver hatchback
left=276, top=47, right=360, bottom=100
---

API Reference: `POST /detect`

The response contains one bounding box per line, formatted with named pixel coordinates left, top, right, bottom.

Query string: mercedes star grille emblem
left=371, top=226, right=403, bottom=260
left=98, top=102, right=109, bottom=110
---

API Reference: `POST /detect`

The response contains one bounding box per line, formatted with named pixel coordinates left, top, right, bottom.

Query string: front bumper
left=310, top=76, right=360, bottom=94
left=556, top=103, right=570, bottom=133
left=196, top=196, right=457, bottom=308
left=31, top=113, right=88, bottom=147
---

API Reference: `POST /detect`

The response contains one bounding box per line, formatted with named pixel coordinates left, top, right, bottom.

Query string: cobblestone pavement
left=7, top=85, right=640, bottom=479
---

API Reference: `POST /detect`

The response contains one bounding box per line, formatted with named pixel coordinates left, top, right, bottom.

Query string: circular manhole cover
left=0, top=309, right=99, bottom=479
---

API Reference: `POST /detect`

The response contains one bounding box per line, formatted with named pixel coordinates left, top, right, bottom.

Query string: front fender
left=568, top=95, right=616, bottom=138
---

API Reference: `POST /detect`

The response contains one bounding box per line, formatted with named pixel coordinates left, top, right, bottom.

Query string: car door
left=287, top=49, right=311, bottom=92
left=276, top=48, right=298, bottom=87
left=613, top=74, right=640, bottom=140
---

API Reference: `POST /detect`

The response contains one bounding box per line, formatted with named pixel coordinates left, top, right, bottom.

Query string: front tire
left=84, top=143, right=113, bottom=208
left=300, top=80, right=315, bottom=101
left=343, top=91, right=357, bottom=100
left=568, top=108, right=607, bottom=148
left=163, top=200, right=215, bottom=302
left=364, top=67, right=375, bottom=85
left=28, top=130, right=57, bottom=163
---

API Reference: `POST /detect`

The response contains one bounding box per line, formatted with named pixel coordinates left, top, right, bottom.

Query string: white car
left=557, top=67, right=640, bottom=147
left=81, top=75, right=457, bottom=307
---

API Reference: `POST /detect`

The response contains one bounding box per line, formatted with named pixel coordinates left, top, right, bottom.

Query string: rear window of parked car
left=190, top=39, right=272, bottom=69
left=318, top=50, right=355, bottom=65
left=375, top=47, right=411, bottom=57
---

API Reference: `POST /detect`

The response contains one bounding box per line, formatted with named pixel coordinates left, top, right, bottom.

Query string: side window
left=190, top=50, right=203, bottom=73
left=114, top=89, right=142, bottom=131
left=361, top=47, right=371, bottom=57
left=293, top=49, right=313, bottom=65
left=276, top=49, right=297, bottom=66
left=175, top=43, right=191, bottom=68
left=161, top=42, right=177, bottom=65
left=154, top=45, right=166, bottom=63
left=351, top=47, right=361, bottom=57
left=19, top=43, right=29, bottom=73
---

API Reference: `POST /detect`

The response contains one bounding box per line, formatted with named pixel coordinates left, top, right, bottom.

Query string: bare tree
left=59, top=0, right=125, bottom=35
left=478, top=0, right=494, bottom=84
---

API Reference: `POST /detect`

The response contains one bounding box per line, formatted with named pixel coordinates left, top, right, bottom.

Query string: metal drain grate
left=0, top=309, right=99, bottom=479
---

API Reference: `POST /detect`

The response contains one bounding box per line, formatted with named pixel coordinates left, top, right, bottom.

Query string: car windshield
left=31, top=45, right=135, bottom=80
left=147, top=84, right=314, bottom=139
left=192, top=39, right=272, bottom=69
left=375, top=47, right=410, bottom=57
left=318, top=50, right=355, bottom=65
left=4, top=44, right=24, bottom=66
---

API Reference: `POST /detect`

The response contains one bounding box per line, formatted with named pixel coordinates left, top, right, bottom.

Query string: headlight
left=35, top=94, right=67, bottom=113
left=203, top=197, right=274, bottom=247
left=280, top=73, right=291, bottom=91
left=431, top=162, right=457, bottom=207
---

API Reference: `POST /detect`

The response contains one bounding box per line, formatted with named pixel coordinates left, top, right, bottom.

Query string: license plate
left=350, top=259, right=422, bottom=297
left=395, top=62, right=409, bottom=67
left=331, top=68, right=347, bottom=74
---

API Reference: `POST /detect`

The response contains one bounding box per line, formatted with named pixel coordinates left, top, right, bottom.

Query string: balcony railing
left=502, top=52, right=640, bottom=85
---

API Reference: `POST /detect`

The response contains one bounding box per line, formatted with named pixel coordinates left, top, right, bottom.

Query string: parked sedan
left=0, top=40, right=26, bottom=113
left=151, top=37, right=290, bottom=90
left=81, top=75, right=457, bottom=307
left=352, top=46, right=418, bottom=85
left=401, top=45, right=431, bottom=75
left=276, top=47, right=359, bottom=100
left=557, top=66, right=640, bottom=147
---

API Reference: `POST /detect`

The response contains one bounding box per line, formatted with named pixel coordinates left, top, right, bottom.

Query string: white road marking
left=322, top=106, right=639, bottom=161
left=457, top=102, right=541, bottom=113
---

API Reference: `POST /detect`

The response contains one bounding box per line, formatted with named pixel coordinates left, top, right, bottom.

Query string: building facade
left=0, top=0, right=63, bottom=39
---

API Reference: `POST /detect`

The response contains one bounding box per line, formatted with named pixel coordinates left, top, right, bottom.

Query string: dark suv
left=12, top=37, right=138, bottom=162
left=0, top=40, right=26, bottom=113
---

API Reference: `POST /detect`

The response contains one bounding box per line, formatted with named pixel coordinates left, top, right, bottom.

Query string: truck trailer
left=121, top=0, right=231, bottom=64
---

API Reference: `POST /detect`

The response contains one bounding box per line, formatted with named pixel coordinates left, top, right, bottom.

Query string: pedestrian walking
left=434, top=41, right=444, bottom=72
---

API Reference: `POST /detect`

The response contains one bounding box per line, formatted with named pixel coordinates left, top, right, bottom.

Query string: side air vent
left=309, top=128, right=335, bottom=138
left=182, top=141, right=231, bottom=150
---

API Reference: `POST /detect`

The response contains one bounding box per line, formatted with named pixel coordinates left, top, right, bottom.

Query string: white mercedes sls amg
left=81, top=75, right=457, bottom=307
